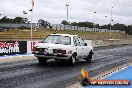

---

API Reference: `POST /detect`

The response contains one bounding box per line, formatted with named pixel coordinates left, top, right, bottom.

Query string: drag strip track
left=0, top=45, right=132, bottom=88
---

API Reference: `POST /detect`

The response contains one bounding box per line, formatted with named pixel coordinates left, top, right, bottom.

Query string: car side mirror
left=85, top=43, right=87, bottom=46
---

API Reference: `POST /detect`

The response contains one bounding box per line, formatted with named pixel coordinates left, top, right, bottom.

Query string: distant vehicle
left=32, top=34, right=94, bottom=65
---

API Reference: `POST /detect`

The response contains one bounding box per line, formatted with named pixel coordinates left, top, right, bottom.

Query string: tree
left=0, top=16, right=29, bottom=23
left=95, top=24, right=99, bottom=28
left=37, top=19, right=51, bottom=28
left=99, top=24, right=110, bottom=29
left=61, top=20, right=69, bottom=25
left=0, top=16, right=11, bottom=23
left=13, top=17, right=28, bottom=23
left=71, top=21, right=94, bottom=28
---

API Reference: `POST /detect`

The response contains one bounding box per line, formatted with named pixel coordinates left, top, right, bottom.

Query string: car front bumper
left=34, top=53, right=71, bottom=60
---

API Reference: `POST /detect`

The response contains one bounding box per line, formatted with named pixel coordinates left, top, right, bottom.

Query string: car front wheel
left=38, top=57, right=48, bottom=64
left=86, top=51, right=93, bottom=63
left=68, top=54, right=76, bottom=65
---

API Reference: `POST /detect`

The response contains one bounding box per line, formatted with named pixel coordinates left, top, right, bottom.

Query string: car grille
left=53, top=49, right=66, bottom=54
left=35, top=48, right=66, bottom=55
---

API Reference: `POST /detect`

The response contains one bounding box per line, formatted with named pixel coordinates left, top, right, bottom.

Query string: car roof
left=50, top=34, right=78, bottom=37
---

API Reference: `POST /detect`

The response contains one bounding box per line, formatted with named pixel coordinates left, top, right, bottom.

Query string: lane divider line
left=94, top=62, right=132, bottom=80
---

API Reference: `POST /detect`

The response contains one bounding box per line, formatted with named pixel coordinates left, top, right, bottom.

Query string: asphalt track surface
left=0, top=45, right=132, bottom=88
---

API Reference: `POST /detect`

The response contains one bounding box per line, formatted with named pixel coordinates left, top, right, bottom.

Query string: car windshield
left=43, top=35, right=71, bottom=45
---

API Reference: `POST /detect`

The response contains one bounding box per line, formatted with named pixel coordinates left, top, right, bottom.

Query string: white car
left=32, top=34, right=94, bottom=65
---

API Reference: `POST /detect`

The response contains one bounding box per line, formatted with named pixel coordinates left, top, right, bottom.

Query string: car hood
left=34, top=43, right=72, bottom=49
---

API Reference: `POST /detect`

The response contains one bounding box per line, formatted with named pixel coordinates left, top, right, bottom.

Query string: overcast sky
left=0, top=0, right=132, bottom=25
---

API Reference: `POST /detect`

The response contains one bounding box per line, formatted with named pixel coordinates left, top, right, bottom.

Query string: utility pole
left=110, top=7, right=113, bottom=38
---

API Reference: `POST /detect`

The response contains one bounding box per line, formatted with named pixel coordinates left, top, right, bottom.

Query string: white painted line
left=0, top=54, right=34, bottom=59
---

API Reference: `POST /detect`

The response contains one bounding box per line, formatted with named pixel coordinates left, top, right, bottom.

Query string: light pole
left=93, top=11, right=96, bottom=31
left=22, top=11, right=27, bottom=24
left=69, top=17, right=74, bottom=23
left=66, top=4, right=69, bottom=22
left=29, top=0, right=34, bottom=40
left=110, top=7, right=113, bottom=38
left=105, top=16, right=107, bottom=20
left=105, top=16, right=108, bottom=30
left=23, top=11, right=27, bottom=18
left=0, top=13, right=1, bottom=18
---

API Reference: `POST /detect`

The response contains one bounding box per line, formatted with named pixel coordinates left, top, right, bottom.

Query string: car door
left=73, top=37, right=83, bottom=59
left=77, top=37, right=89, bottom=58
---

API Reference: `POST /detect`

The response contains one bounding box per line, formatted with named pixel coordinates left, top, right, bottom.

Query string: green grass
left=0, top=28, right=132, bottom=40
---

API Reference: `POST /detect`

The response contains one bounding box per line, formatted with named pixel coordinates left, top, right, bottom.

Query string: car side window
left=77, top=37, right=86, bottom=46
left=73, top=37, right=80, bottom=46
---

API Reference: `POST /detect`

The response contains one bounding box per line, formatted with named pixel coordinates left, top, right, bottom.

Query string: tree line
left=61, top=20, right=132, bottom=35
left=0, top=16, right=29, bottom=23
left=0, top=16, right=132, bottom=35
left=0, top=16, right=51, bottom=28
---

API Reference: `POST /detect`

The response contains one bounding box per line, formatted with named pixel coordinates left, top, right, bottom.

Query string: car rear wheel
left=38, top=57, right=47, bottom=64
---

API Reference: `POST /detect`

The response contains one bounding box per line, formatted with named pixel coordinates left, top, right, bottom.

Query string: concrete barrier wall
left=86, top=39, right=132, bottom=47
left=92, top=40, right=103, bottom=47
left=0, top=41, right=39, bottom=56
left=0, top=41, right=27, bottom=56
left=84, top=40, right=103, bottom=47
left=27, top=41, right=39, bottom=54
left=0, top=40, right=132, bottom=56
left=102, top=39, right=132, bottom=46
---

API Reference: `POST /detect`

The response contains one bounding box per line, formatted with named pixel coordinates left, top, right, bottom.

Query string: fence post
left=60, top=25, right=61, bottom=30
left=64, top=25, right=65, bottom=30
left=74, top=26, right=75, bottom=31
left=56, top=25, right=57, bottom=30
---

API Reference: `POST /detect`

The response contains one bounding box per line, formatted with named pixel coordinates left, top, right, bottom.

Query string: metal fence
left=52, top=24, right=122, bottom=33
